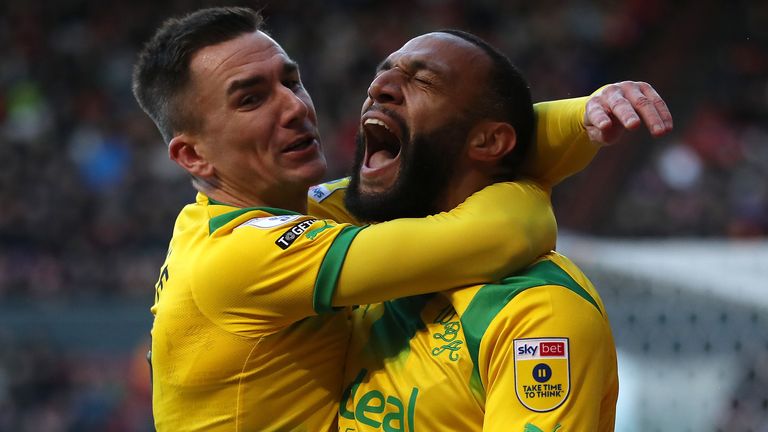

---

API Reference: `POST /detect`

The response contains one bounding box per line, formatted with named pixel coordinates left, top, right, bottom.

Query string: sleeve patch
left=513, top=337, right=570, bottom=412
left=236, top=215, right=301, bottom=230
left=308, top=178, right=349, bottom=203
left=275, top=218, right=319, bottom=250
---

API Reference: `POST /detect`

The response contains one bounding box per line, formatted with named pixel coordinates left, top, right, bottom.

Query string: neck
left=198, top=181, right=308, bottom=213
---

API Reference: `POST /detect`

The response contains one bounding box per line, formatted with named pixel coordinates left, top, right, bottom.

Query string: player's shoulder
left=466, top=178, right=548, bottom=205
left=196, top=210, right=358, bottom=299
left=308, top=177, right=351, bottom=203
left=203, top=199, right=313, bottom=237
left=202, top=203, right=341, bottom=259
left=456, top=252, right=602, bottom=343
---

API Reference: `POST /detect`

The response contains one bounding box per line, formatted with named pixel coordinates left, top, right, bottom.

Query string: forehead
left=189, top=30, right=290, bottom=82
left=389, top=32, right=490, bottom=79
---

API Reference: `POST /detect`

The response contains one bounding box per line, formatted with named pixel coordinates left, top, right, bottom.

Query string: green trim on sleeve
left=461, top=259, right=600, bottom=392
left=207, top=206, right=302, bottom=235
left=313, top=225, right=366, bottom=313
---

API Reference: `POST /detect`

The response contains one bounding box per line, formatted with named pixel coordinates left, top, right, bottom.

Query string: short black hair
left=437, top=29, right=534, bottom=180
left=132, top=7, right=265, bottom=143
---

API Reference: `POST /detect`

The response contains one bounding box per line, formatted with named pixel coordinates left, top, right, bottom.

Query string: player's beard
left=345, top=118, right=472, bottom=223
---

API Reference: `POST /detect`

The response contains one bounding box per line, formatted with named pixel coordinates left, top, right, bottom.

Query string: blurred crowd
left=0, top=0, right=766, bottom=301
left=0, top=332, right=152, bottom=431
left=0, top=1, right=765, bottom=430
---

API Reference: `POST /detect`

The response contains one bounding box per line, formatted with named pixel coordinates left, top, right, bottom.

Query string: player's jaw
left=345, top=114, right=470, bottom=223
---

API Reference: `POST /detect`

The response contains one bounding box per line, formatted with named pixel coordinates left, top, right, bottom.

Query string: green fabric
left=207, top=202, right=301, bottom=235
left=313, top=225, right=366, bottom=313
left=366, top=295, right=432, bottom=362
left=524, top=423, right=545, bottom=432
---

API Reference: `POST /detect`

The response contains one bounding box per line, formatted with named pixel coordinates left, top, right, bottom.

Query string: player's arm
left=523, top=81, right=673, bottom=189
left=522, top=96, right=597, bottom=189
left=479, top=283, right=617, bottom=431
left=328, top=180, right=555, bottom=307
left=193, top=180, right=554, bottom=335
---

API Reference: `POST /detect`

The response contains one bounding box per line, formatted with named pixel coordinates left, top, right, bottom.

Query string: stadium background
left=0, top=0, right=765, bottom=430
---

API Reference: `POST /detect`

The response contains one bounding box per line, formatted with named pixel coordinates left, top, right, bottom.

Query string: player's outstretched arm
left=523, top=81, right=673, bottom=188
left=194, top=180, right=553, bottom=334
left=330, top=180, right=556, bottom=307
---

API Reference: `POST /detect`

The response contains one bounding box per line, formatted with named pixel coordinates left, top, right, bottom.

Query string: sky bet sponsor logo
left=517, top=341, right=566, bottom=358
left=275, top=218, right=318, bottom=249
left=514, top=338, right=570, bottom=412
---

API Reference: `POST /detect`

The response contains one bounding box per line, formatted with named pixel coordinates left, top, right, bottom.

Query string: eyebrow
left=227, top=76, right=265, bottom=96
left=376, top=59, right=392, bottom=73
left=375, top=58, right=444, bottom=76
left=226, top=60, right=300, bottom=96
left=283, top=60, right=299, bottom=76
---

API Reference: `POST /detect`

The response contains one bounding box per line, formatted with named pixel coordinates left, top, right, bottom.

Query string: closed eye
left=413, top=71, right=440, bottom=88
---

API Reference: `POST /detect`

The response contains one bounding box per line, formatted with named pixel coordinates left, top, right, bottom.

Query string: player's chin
left=289, top=156, right=328, bottom=187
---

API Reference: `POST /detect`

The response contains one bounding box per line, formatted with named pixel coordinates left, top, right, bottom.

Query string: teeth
left=364, top=118, right=391, bottom=132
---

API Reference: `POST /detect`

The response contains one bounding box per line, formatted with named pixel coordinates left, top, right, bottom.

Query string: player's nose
left=367, top=69, right=405, bottom=106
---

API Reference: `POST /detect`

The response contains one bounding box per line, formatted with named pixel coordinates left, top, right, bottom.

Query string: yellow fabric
left=307, top=177, right=361, bottom=224
left=334, top=181, right=555, bottom=306
left=150, top=194, right=352, bottom=431
left=339, top=252, right=618, bottom=432
left=522, top=97, right=601, bottom=189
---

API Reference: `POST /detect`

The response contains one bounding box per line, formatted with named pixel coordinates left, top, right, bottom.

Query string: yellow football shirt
left=339, top=252, right=618, bottom=432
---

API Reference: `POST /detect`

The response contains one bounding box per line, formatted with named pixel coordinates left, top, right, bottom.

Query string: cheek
left=228, top=116, right=274, bottom=150
left=413, top=101, right=456, bottom=134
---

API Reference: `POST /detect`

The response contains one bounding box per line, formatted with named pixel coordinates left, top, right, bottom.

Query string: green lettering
left=339, top=369, right=366, bottom=420
left=357, top=390, right=385, bottom=428
left=383, top=396, right=404, bottom=432
left=407, top=387, right=418, bottom=432
left=524, top=423, right=545, bottom=432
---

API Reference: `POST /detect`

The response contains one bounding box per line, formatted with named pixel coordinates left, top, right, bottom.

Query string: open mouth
left=363, top=118, right=402, bottom=169
left=283, top=137, right=316, bottom=153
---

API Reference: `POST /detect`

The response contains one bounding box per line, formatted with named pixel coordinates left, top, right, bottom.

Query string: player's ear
left=168, top=134, right=215, bottom=178
left=466, top=121, right=517, bottom=163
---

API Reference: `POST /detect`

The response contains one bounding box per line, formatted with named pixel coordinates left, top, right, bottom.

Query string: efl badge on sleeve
left=238, top=215, right=301, bottom=229
left=513, top=338, right=570, bottom=412
left=308, top=178, right=349, bottom=203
